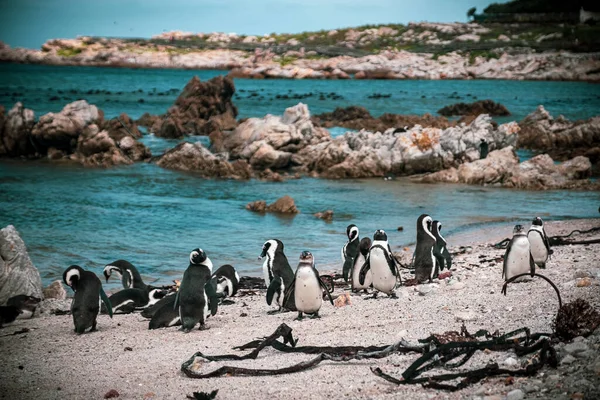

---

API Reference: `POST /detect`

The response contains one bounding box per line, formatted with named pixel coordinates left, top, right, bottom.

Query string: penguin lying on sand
left=7, top=295, right=41, bottom=319
left=212, top=264, right=240, bottom=302
left=431, top=220, right=452, bottom=273
left=351, top=237, right=372, bottom=293
left=102, top=287, right=167, bottom=314
left=341, top=224, right=360, bottom=282
left=148, top=294, right=181, bottom=329
left=284, top=251, right=333, bottom=320
left=174, top=249, right=219, bottom=332
left=503, top=225, right=536, bottom=281
left=527, top=217, right=552, bottom=268
left=259, top=239, right=296, bottom=313
left=0, top=306, right=21, bottom=328
left=359, top=230, right=399, bottom=298
left=103, top=260, right=147, bottom=290
left=63, top=265, right=113, bottom=334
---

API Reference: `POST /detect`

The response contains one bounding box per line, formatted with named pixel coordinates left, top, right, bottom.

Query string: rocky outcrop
left=414, top=147, right=596, bottom=189
left=0, top=102, right=36, bottom=157
left=312, top=106, right=452, bottom=132
left=246, top=196, right=299, bottom=213
left=42, top=280, right=67, bottom=300
left=102, top=113, right=142, bottom=139
left=157, top=142, right=252, bottom=179
left=518, top=106, right=600, bottom=165
left=437, top=100, right=510, bottom=117
left=296, top=114, right=519, bottom=178
left=246, top=200, right=267, bottom=212
left=156, top=76, right=238, bottom=138
left=220, top=103, right=330, bottom=170
left=0, top=225, right=43, bottom=304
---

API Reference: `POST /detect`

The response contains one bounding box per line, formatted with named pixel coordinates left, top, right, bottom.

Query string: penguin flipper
left=266, top=276, right=282, bottom=306
left=358, top=256, right=371, bottom=285
left=342, top=256, right=354, bottom=282
left=385, top=246, right=398, bottom=276
left=542, top=229, right=552, bottom=254
left=173, top=290, right=180, bottom=310
left=529, top=252, right=536, bottom=277
left=315, top=269, right=334, bottom=305
left=443, top=248, right=452, bottom=270
left=205, top=279, right=219, bottom=316
left=502, top=239, right=513, bottom=280
left=282, top=277, right=296, bottom=309
left=100, top=288, right=113, bottom=318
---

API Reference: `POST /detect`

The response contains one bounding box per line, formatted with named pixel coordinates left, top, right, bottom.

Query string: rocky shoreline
left=1, top=74, right=599, bottom=190
left=1, top=21, right=600, bottom=81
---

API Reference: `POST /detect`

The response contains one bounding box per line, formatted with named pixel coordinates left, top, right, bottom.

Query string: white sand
left=1, top=219, right=599, bottom=400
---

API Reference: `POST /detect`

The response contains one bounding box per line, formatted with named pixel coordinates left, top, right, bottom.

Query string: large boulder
left=156, top=75, right=238, bottom=138
left=102, top=113, right=142, bottom=140
left=1, top=102, right=36, bottom=157
left=0, top=225, right=43, bottom=304
left=298, top=114, right=518, bottom=178
left=31, top=100, right=103, bottom=151
left=221, top=103, right=330, bottom=170
left=437, top=100, right=510, bottom=117
left=518, top=106, right=600, bottom=162
left=74, top=124, right=134, bottom=167
left=415, top=149, right=595, bottom=190
left=157, top=142, right=252, bottom=179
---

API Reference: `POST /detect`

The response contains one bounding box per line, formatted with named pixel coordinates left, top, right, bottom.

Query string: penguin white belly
left=262, top=260, right=271, bottom=288
left=203, top=292, right=209, bottom=322
left=370, top=248, right=396, bottom=294
left=528, top=232, right=548, bottom=266
left=217, top=277, right=233, bottom=297
left=352, top=253, right=372, bottom=290
left=505, top=238, right=531, bottom=280
left=294, top=267, right=322, bottom=314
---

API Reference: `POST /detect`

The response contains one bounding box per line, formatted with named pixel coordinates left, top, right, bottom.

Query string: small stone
left=574, top=270, right=590, bottom=279
left=313, top=210, right=333, bottom=221
left=505, top=306, right=513, bottom=312
left=104, top=389, right=119, bottom=399
left=571, top=393, right=584, bottom=400
left=398, top=329, right=408, bottom=338
left=333, top=293, right=351, bottom=308
left=124, top=347, right=133, bottom=352
left=523, top=385, right=539, bottom=393
left=504, top=357, right=518, bottom=367
left=417, top=285, right=433, bottom=296
left=564, top=341, right=588, bottom=354
left=473, top=386, right=487, bottom=395
left=483, top=396, right=502, bottom=400
left=455, top=311, right=476, bottom=322
left=448, top=282, right=465, bottom=290
left=560, top=354, right=576, bottom=365
left=576, top=277, right=592, bottom=287
left=506, top=389, right=524, bottom=400
left=576, top=350, right=596, bottom=359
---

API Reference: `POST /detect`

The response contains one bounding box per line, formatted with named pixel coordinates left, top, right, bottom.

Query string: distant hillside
left=484, top=0, right=600, bottom=13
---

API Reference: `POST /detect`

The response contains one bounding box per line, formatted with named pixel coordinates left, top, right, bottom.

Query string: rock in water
left=1, top=102, right=36, bottom=157
left=437, top=99, right=510, bottom=117
left=266, top=196, right=299, bottom=213
left=0, top=225, right=43, bottom=304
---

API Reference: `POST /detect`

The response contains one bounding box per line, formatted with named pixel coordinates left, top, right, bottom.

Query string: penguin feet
left=220, top=299, right=235, bottom=305
left=388, top=292, right=398, bottom=299
left=91, top=321, right=97, bottom=332
left=295, top=312, right=304, bottom=321
left=364, top=292, right=379, bottom=300
left=179, top=327, right=192, bottom=333
left=267, top=308, right=282, bottom=315
left=310, top=312, right=321, bottom=319
left=198, top=324, right=210, bottom=331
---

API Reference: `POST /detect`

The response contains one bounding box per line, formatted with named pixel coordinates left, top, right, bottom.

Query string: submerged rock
left=246, top=200, right=267, bottom=213
left=0, top=225, right=43, bottom=304
left=437, top=99, right=510, bottom=117
left=266, top=196, right=299, bottom=213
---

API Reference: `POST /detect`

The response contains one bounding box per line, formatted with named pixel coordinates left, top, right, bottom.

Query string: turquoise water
left=1, top=63, right=599, bottom=288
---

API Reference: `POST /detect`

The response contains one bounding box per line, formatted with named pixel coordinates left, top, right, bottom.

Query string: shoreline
left=1, top=218, right=599, bottom=399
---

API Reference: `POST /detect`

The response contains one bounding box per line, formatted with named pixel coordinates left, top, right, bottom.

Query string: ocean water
left=1, top=63, right=599, bottom=289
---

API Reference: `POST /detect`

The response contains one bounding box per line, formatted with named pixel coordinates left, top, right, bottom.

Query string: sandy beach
left=1, top=218, right=599, bottom=400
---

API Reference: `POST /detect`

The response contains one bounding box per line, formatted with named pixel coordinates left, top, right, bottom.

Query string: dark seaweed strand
left=501, top=273, right=562, bottom=310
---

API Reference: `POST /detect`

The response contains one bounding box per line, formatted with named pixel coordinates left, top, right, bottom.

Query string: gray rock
left=560, top=354, right=577, bottom=365
left=574, top=269, right=591, bottom=279
left=42, top=280, right=67, bottom=300
left=575, top=350, right=596, bottom=359
left=37, top=298, right=72, bottom=315
left=523, top=385, right=539, bottom=393
left=455, top=311, right=476, bottom=321
left=417, top=284, right=434, bottom=296
left=506, top=389, right=524, bottom=400
left=504, top=357, right=518, bottom=367
left=0, top=225, right=43, bottom=304
left=448, top=281, right=466, bottom=290
left=564, top=341, right=588, bottom=355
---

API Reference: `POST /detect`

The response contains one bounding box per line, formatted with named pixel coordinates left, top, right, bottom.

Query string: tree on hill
left=467, top=7, right=477, bottom=20
left=484, top=0, right=600, bottom=14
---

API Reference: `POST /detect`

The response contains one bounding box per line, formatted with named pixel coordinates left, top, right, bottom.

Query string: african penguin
left=503, top=225, right=536, bottom=281
left=341, top=224, right=360, bottom=282
left=148, top=294, right=181, bottom=330
left=212, top=264, right=240, bottom=300
left=258, top=239, right=296, bottom=312
left=102, top=287, right=167, bottom=314
left=103, top=260, right=147, bottom=290
left=359, top=230, right=399, bottom=297
left=7, top=295, right=41, bottom=319
left=431, top=220, right=452, bottom=273
left=413, top=214, right=437, bottom=283
left=284, top=251, right=333, bottom=320
left=528, top=217, right=551, bottom=269
left=174, top=248, right=219, bottom=332
left=351, top=237, right=372, bottom=292
left=63, top=265, right=113, bottom=334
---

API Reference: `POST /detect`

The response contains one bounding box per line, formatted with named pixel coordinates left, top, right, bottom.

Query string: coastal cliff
left=1, top=21, right=599, bottom=81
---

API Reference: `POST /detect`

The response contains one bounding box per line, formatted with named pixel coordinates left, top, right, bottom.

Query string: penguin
left=174, top=249, right=219, bottom=332
left=359, top=230, right=399, bottom=297
left=431, top=220, right=452, bottom=273
left=503, top=225, right=536, bottom=281
left=212, top=264, right=240, bottom=300
left=341, top=224, right=360, bottom=282
left=148, top=294, right=181, bottom=330
left=413, top=214, right=437, bottom=283
left=527, top=217, right=551, bottom=269
left=6, top=295, right=41, bottom=319
left=351, top=237, right=372, bottom=292
left=142, top=292, right=176, bottom=319
left=102, top=287, right=167, bottom=314
left=103, top=260, right=147, bottom=290
left=284, top=251, right=333, bottom=320
left=258, top=239, right=296, bottom=313
left=0, top=306, right=21, bottom=328
left=63, top=265, right=113, bottom=334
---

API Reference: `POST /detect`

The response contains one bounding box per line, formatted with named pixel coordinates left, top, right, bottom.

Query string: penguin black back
left=103, top=260, right=147, bottom=290
left=342, top=224, right=360, bottom=281
left=414, top=214, right=437, bottom=283
left=431, top=220, right=452, bottom=272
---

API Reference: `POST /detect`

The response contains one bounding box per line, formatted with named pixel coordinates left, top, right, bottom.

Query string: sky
left=0, top=0, right=503, bottom=49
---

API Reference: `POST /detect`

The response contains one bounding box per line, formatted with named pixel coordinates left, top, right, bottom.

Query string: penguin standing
left=351, top=237, right=372, bottom=292
left=341, top=224, right=360, bottom=282
left=284, top=251, right=333, bottom=320
left=174, top=249, right=219, bottom=332
left=259, top=239, right=296, bottom=312
left=359, top=230, right=399, bottom=298
left=413, top=214, right=437, bottom=283
left=63, top=265, right=113, bottom=334
left=431, top=220, right=452, bottom=273
left=503, top=225, right=536, bottom=281
left=212, top=264, right=240, bottom=300
left=103, top=260, right=147, bottom=290
left=528, top=217, right=551, bottom=268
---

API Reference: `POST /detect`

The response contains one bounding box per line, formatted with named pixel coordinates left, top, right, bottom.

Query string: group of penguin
left=58, top=213, right=551, bottom=334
